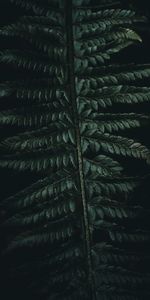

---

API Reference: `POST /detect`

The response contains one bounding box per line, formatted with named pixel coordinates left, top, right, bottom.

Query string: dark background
left=0, top=0, right=150, bottom=299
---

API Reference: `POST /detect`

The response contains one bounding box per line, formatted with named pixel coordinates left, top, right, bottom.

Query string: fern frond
left=86, top=176, right=140, bottom=197
left=0, top=107, right=72, bottom=128
left=82, top=132, right=150, bottom=163
left=0, top=127, right=75, bottom=152
left=75, top=9, right=136, bottom=22
left=0, top=50, right=66, bottom=76
left=88, top=202, right=150, bottom=223
left=81, top=113, right=149, bottom=133
left=0, top=80, right=69, bottom=102
left=7, top=223, right=75, bottom=251
left=0, top=150, right=77, bottom=173
left=1, top=1, right=150, bottom=299
left=10, top=0, right=63, bottom=16
left=93, top=243, right=150, bottom=267
left=3, top=198, right=76, bottom=227
left=109, top=229, right=150, bottom=244
left=83, top=154, right=123, bottom=176
left=77, top=65, right=150, bottom=90
left=78, top=86, right=150, bottom=109
left=0, top=22, right=65, bottom=43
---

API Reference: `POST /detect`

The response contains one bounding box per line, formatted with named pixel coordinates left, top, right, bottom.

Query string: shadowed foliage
left=0, top=0, right=150, bottom=299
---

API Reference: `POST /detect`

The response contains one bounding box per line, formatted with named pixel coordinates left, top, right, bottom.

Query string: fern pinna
left=0, top=0, right=150, bottom=299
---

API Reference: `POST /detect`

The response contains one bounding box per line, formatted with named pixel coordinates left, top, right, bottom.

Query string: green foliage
left=0, top=0, right=150, bottom=299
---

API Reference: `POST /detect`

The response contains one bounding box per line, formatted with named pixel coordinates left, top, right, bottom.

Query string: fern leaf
left=1, top=1, right=150, bottom=299
left=82, top=132, right=150, bottom=163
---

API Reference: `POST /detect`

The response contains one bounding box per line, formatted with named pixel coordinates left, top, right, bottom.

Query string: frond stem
left=65, top=1, right=96, bottom=299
